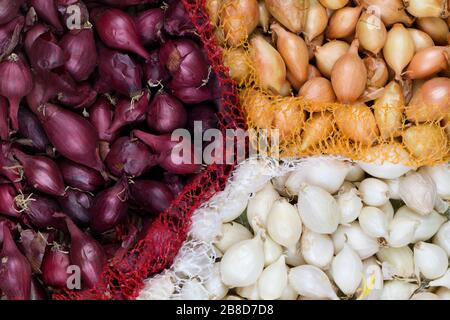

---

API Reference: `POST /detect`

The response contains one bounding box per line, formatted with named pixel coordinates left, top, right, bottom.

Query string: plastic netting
left=53, top=0, right=245, bottom=300
left=215, top=0, right=450, bottom=168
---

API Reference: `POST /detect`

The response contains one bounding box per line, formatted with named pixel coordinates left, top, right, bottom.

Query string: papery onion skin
left=264, top=0, right=307, bottom=33
left=89, top=97, right=116, bottom=142
left=130, top=180, right=175, bottom=215
left=356, top=10, right=387, bottom=55
left=408, top=28, right=435, bottom=52
left=223, top=47, right=252, bottom=84
left=300, top=112, right=334, bottom=151
left=314, top=40, right=349, bottom=79
left=164, top=0, right=196, bottom=37
left=327, top=5, right=362, bottom=40
left=319, top=0, right=348, bottom=10
left=364, top=56, right=389, bottom=88
left=19, top=195, right=67, bottom=231
left=373, top=81, right=405, bottom=139
left=403, top=124, right=448, bottom=162
left=146, top=92, right=187, bottom=134
left=41, top=248, right=70, bottom=289
left=30, top=0, right=64, bottom=33
left=18, top=107, right=50, bottom=153
left=406, top=0, right=448, bottom=18
left=135, top=8, right=164, bottom=46
left=359, top=0, right=414, bottom=26
left=407, top=46, right=449, bottom=80
left=0, top=184, right=19, bottom=218
left=299, top=77, right=336, bottom=111
left=0, top=16, right=24, bottom=61
left=304, top=0, right=329, bottom=42
left=221, top=0, right=259, bottom=46
left=0, top=0, right=24, bottom=25
left=59, top=159, right=105, bottom=192
left=417, top=17, right=449, bottom=46
left=335, top=103, right=379, bottom=145
left=108, top=91, right=150, bottom=134
left=0, top=96, right=9, bottom=140
left=58, top=189, right=94, bottom=227
left=383, top=23, right=415, bottom=80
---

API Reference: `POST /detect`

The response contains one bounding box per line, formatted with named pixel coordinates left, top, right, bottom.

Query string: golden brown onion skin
left=359, top=0, right=414, bottom=26
left=221, top=0, right=259, bottom=46
left=264, top=0, right=308, bottom=33
left=403, top=123, right=448, bottom=162
left=373, top=81, right=405, bottom=139
left=407, top=46, right=449, bottom=80
left=299, top=77, right=336, bottom=112
left=417, top=17, right=449, bottom=45
left=327, top=6, right=362, bottom=40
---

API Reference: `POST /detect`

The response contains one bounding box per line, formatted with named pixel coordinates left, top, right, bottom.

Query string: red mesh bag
left=54, top=0, right=245, bottom=300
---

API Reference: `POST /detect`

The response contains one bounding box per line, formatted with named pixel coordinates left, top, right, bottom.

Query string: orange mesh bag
left=212, top=0, right=450, bottom=168
left=54, top=0, right=246, bottom=300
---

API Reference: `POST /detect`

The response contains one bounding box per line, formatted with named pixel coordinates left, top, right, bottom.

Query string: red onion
left=18, top=229, right=47, bottom=273
left=132, top=130, right=178, bottom=154
left=90, top=176, right=129, bottom=233
left=0, top=54, right=33, bottom=131
left=18, top=107, right=50, bottom=152
left=89, top=97, right=115, bottom=142
left=0, top=143, right=22, bottom=190
left=98, top=46, right=143, bottom=97
left=187, top=104, right=218, bottom=134
left=30, top=277, right=48, bottom=300
left=162, top=172, right=185, bottom=196
left=29, top=0, right=64, bottom=33
left=35, top=103, right=105, bottom=174
left=58, top=189, right=93, bottom=226
left=159, top=149, right=202, bottom=175
left=65, top=217, right=107, bottom=288
left=164, top=0, right=196, bottom=37
left=60, top=28, right=97, bottom=82
left=136, top=8, right=164, bottom=46
left=29, top=32, right=65, bottom=71
left=0, top=184, right=19, bottom=218
left=0, top=0, right=24, bottom=25
left=26, top=73, right=58, bottom=113
left=0, top=225, right=32, bottom=300
left=0, top=96, right=8, bottom=140
left=16, top=194, right=66, bottom=231
left=95, top=0, right=155, bottom=6
left=24, top=23, right=49, bottom=57
left=58, top=158, right=105, bottom=192
left=105, top=137, right=157, bottom=177
left=147, top=92, right=187, bottom=134
left=160, top=39, right=209, bottom=89
left=57, top=81, right=97, bottom=109
left=144, top=49, right=170, bottom=86
left=108, top=90, right=150, bottom=134
left=41, top=247, right=70, bottom=289
left=130, top=180, right=174, bottom=215
left=92, top=8, right=150, bottom=60
left=169, top=84, right=212, bottom=104
left=13, top=149, right=66, bottom=196
left=0, top=218, right=15, bottom=244
left=56, top=0, right=90, bottom=29
left=0, top=15, right=24, bottom=60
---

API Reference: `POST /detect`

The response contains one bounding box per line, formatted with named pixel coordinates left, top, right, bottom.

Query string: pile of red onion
left=0, top=0, right=220, bottom=300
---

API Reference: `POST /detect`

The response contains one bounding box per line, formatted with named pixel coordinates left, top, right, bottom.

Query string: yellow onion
left=359, top=0, right=414, bottom=26
left=308, top=64, right=323, bottom=80
left=223, top=48, right=252, bottom=85
left=264, top=0, right=308, bottom=33
left=406, top=0, right=448, bottom=18
left=383, top=23, right=415, bottom=80
left=207, top=0, right=222, bottom=26
left=407, top=46, right=450, bottom=80
left=221, top=0, right=259, bottom=46
left=356, top=10, right=387, bottom=55
left=406, top=77, right=450, bottom=122
left=241, top=89, right=274, bottom=129
left=250, top=35, right=287, bottom=95
left=360, top=142, right=414, bottom=173
left=327, top=6, right=362, bottom=40
left=408, top=28, right=435, bottom=52
left=331, top=39, right=367, bottom=103
left=364, top=56, right=389, bottom=88
left=417, top=17, right=450, bottom=46
left=271, top=23, right=309, bottom=89
left=318, top=0, right=349, bottom=10
left=299, top=77, right=336, bottom=112
left=300, top=112, right=334, bottom=150
left=307, top=33, right=325, bottom=60
left=403, top=124, right=448, bottom=162
left=304, top=0, right=329, bottom=42
left=273, top=98, right=306, bottom=138
left=373, top=81, right=405, bottom=139
left=315, top=40, right=349, bottom=78
left=334, top=103, right=379, bottom=145
left=258, top=1, right=271, bottom=32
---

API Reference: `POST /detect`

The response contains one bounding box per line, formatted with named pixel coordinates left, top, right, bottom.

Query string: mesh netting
left=53, top=0, right=245, bottom=300
left=215, top=0, right=450, bottom=168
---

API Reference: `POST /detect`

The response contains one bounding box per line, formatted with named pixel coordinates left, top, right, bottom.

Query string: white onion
left=332, top=222, right=380, bottom=259
left=420, top=165, right=450, bottom=200
left=331, top=245, right=363, bottom=296
left=279, top=282, right=298, bottom=300
left=380, top=281, right=418, bottom=300
left=429, top=268, right=450, bottom=289
left=263, top=236, right=283, bottom=266
left=219, top=189, right=250, bottom=223
left=336, top=186, right=363, bottom=224
left=204, top=263, right=229, bottom=300
left=258, top=256, right=288, bottom=300
left=345, top=163, right=365, bottom=182
left=301, top=228, right=334, bottom=269
left=288, top=265, right=339, bottom=300
left=388, top=216, right=419, bottom=247
left=395, top=206, right=446, bottom=242
left=359, top=178, right=390, bottom=206
left=359, top=206, right=389, bottom=239
left=267, top=199, right=303, bottom=247
left=433, top=221, right=450, bottom=257
left=358, top=161, right=412, bottom=179
left=377, top=246, right=415, bottom=279
left=236, top=284, right=260, bottom=300
left=359, top=258, right=384, bottom=300
left=284, top=243, right=306, bottom=267
left=398, top=171, right=437, bottom=215
left=215, top=222, right=252, bottom=253
left=247, top=182, right=280, bottom=231
left=414, top=242, right=448, bottom=280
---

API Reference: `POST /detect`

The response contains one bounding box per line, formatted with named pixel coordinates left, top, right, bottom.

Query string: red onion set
left=0, top=0, right=219, bottom=299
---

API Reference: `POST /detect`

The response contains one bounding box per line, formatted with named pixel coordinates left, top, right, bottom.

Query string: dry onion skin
left=264, top=0, right=308, bottom=33
left=221, top=0, right=259, bottom=46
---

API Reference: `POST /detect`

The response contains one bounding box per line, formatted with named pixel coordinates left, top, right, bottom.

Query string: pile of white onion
left=209, top=159, right=449, bottom=300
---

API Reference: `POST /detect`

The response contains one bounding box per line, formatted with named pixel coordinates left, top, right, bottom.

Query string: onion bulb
left=406, top=77, right=450, bottom=122
left=221, top=0, right=259, bottom=46
left=304, top=0, right=328, bottom=41
left=334, top=103, right=379, bottom=145
left=356, top=10, right=387, bottom=55
left=417, top=17, right=449, bottom=45
left=364, top=57, right=389, bottom=88
left=273, top=98, right=306, bottom=138
left=207, top=0, right=222, bottom=26
left=406, top=0, right=448, bottom=18
left=241, top=89, right=274, bottom=129
left=300, top=112, right=334, bottom=151
left=403, top=124, right=448, bottom=162
left=318, top=0, right=349, bottom=10
left=331, top=40, right=367, bottom=103
left=258, top=1, right=270, bottom=32
left=299, top=77, right=336, bottom=112
left=223, top=48, right=252, bottom=85
left=407, top=46, right=449, bottom=80
left=249, top=35, right=287, bottom=95
left=271, top=23, right=309, bottom=88
left=383, top=23, right=415, bottom=80
left=373, top=81, right=405, bottom=139
left=264, top=0, right=308, bottom=33
left=359, top=0, right=414, bottom=26
left=408, top=28, right=435, bottom=52
left=314, top=40, right=349, bottom=78
left=327, top=6, right=362, bottom=40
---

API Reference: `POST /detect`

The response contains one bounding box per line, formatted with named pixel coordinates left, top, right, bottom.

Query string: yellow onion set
left=208, top=0, right=450, bottom=166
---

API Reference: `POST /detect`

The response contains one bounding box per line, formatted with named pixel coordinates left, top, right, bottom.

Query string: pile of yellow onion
left=207, top=0, right=450, bottom=165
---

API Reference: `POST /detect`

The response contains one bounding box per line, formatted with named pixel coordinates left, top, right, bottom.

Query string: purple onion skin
left=29, top=0, right=64, bottom=33
left=26, top=73, right=58, bottom=113
left=58, top=158, right=105, bottom=192
left=98, top=46, right=143, bottom=97
left=106, top=137, right=156, bottom=177
left=136, top=8, right=164, bottom=46
left=0, top=15, right=24, bottom=60
left=162, top=172, right=185, bottom=197
left=130, top=180, right=174, bottom=215
left=187, top=104, right=218, bottom=135
left=29, top=33, right=65, bottom=72
left=92, top=8, right=150, bottom=60
left=30, top=277, right=47, bottom=300
left=65, top=217, right=107, bottom=289
left=18, top=229, right=47, bottom=273
left=0, top=0, right=24, bottom=25
left=13, top=149, right=66, bottom=196
left=36, top=103, right=105, bottom=174
left=94, top=0, right=156, bottom=6
left=0, top=143, right=22, bottom=190
left=21, top=195, right=67, bottom=231
left=41, top=248, right=71, bottom=289
left=147, top=92, right=187, bottom=134
left=0, top=54, right=33, bottom=131
left=108, top=90, right=150, bottom=134
left=58, top=81, right=97, bottom=109
left=90, top=176, right=129, bottom=233
left=144, top=50, right=170, bottom=86
left=89, top=97, right=115, bottom=142
left=0, top=218, right=16, bottom=244
left=169, top=83, right=212, bottom=104
left=164, top=0, right=196, bottom=37
left=60, top=28, right=97, bottom=82
left=0, top=184, right=19, bottom=218
left=24, top=24, right=49, bottom=56
left=58, top=189, right=93, bottom=226
left=159, top=145, right=202, bottom=175
left=0, top=225, right=32, bottom=300
left=0, top=96, right=8, bottom=140
left=18, top=106, right=50, bottom=152
left=132, top=130, right=178, bottom=154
